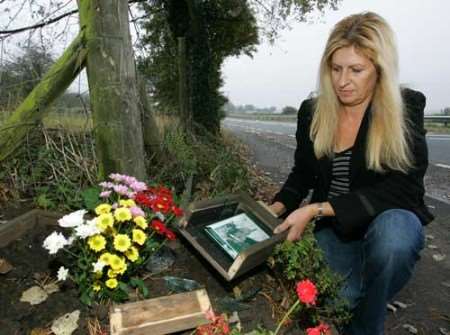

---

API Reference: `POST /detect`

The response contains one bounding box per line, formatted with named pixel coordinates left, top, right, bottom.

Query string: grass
left=43, top=113, right=93, bottom=131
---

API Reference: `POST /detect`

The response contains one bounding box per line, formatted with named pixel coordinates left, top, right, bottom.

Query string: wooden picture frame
left=178, top=192, right=285, bottom=281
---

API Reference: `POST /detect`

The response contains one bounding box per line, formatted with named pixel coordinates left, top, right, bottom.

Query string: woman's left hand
left=273, top=205, right=315, bottom=241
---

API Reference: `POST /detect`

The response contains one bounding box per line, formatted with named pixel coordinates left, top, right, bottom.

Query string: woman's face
left=330, top=45, right=378, bottom=107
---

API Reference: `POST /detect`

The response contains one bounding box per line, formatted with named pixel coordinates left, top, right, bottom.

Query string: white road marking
left=435, top=163, right=450, bottom=169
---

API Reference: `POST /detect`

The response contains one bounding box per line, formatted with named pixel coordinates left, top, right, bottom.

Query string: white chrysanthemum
left=67, top=236, right=76, bottom=246
left=74, top=218, right=100, bottom=239
left=57, top=266, right=69, bottom=281
left=58, top=209, right=87, bottom=228
left=43, top=232, right=69, bottom=254
left=92, top=260, right=107, bottom=273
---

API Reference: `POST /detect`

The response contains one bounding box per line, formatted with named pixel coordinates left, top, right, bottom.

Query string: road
left=223, top=118, right=450, bottom=166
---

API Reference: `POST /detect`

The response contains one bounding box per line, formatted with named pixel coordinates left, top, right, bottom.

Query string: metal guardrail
left=424, top=115, right=450, bottom=127
left=424, top=115, right=450, bottom=124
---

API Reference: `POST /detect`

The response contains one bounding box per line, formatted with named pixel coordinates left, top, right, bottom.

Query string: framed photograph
left=204, top=213, right=270, bottom=259
left=178, top=192, right=286, bottom=281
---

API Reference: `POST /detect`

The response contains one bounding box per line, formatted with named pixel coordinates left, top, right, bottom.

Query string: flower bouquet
left=43, top=173, right=183, bottom=305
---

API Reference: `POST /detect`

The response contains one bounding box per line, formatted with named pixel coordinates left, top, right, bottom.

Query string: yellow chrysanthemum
left=114, top=207, right=132, bottom=222
left=132, top=229, right=147, bottom=246
left=88, top=234, right=106, bottom=252
left=99, top=252, right=112, bottom=265
left=113, top=234, right=131, bottom=252
left=96, top=213, right=114, bottom=232
left=93, top=282, right=101, bottom=292
left=125, top=246, right=139, bottom=262
left=115, top=263, right=127, bottom=275
left=119, top=199, right=136, bottom=208
left=133, top=216, right=148, bottom=229
left=107, top=269, right=117, bottom=278
left=109, top=254, right=126, bottom=271
left=105, top=278, right=118, bottom=289
left=95, top=203, right=112, bottom=215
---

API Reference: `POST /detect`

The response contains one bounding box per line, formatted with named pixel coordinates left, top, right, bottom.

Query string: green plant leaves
left=81, top=186, right=101, bottom=210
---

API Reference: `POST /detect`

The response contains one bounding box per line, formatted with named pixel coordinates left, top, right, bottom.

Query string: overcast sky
left=222, top=0, right=450, bottom=113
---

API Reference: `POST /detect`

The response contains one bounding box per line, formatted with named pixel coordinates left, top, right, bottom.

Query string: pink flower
left=130, top=206, right=145, bottom=218
left=109, top=173, right=124, bottom=182
left=306, top=323, right=330, bottom=335
left=99, top=181, right=114, bottom=189
left=113, top=184, right=129, bottom=195
left=296, top=279, right=318, bottom=306
left=130, top=181, right=147, bottom=192
left=100, top=190, right=111, bottom=198
left=123, top=175, right=138, bottom=186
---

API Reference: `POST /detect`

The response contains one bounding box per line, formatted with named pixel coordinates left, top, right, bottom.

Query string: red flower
left=165, top=229, right=177, bottom=240
left=151, top=219, right=167, bottom=234
left=296, top=279, right=318, bottom=306
left=151, top=194, right=173, bottom=214
left=306, top=323, right=330, bottom=335
left=196, top=309, right=230, bottom=335
left=135, top=192, right=152, bottom=208
left=172, top=205, right=183, bottom=217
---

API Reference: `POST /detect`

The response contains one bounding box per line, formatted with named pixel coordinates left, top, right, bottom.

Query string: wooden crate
left=110, top=289, right=212, bottom=335
left=0, top=209, right=62, bottom=248
left=178, top=192, right=285, bottom=281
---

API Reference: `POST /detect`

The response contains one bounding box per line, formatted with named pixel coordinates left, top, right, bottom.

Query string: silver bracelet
left=315, top=202, right=324, bottom=220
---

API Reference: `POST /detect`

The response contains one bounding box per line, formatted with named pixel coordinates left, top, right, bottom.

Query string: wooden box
left=179, top=192, right=284, bottom=281
left=0, top=209, right=62, bottom=248
left=110, top=289, right=212, bottom=335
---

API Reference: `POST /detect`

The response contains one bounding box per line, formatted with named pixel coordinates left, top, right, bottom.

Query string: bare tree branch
left=0, top=8, right=77, bottom=36
left=0, top=0, right=146, bottom=37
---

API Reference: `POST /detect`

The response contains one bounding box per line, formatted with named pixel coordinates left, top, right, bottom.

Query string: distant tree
left=282, top=106, right=298, bottom=115
left=0, top=43, right=54, bottom=110
left=443, top=107, right=450, bottom=115
left=244, top=104, right=256, bottom=111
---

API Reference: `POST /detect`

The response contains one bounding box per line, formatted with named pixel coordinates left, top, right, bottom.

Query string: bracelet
left=315, top=203, right=324, bottom=220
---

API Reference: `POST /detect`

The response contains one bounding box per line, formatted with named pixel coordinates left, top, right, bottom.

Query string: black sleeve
left=329, top=90, right=429, bottom=236
left=272, top=99, right=318, bottom=213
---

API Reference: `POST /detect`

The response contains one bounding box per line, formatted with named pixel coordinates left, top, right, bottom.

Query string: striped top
left=327, top=148, right=352, bottom=199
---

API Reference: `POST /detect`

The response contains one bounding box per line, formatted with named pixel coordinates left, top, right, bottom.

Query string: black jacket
left=273, top=88, right=434, bottom=240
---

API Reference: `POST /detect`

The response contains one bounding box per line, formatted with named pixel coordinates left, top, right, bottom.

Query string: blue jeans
left=314, top=209, right=424, bottom=335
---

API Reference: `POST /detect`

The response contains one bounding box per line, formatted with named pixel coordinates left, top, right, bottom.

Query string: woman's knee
left=364, top=209, right=424, bottom=265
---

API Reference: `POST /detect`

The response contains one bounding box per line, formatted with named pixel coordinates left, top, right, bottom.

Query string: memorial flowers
left=274, top=279, right=330, bottom=335
left=42, top=173, right=183, bottom=304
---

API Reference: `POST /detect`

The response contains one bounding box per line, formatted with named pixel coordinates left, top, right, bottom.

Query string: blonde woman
left=270, top=12, right=433, bottom=334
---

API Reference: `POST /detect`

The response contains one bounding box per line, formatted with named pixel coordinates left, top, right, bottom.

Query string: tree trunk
left=0, top=32, right=86, bottom=162
left=78, top=0, right=146, bottom=180
left=185, top=0, right=219, bottom=133
left=177, top=37, right=192, bottom=132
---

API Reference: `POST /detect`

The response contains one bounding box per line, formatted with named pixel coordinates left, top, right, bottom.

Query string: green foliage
left=138, top=0, right=258, bottom=131
left=272, top=227, right=352, bottom=328
left=148, top=126, right=251, bottom=199
left=0, top=126, right=97, bottom=211
left=81, top=187, right=101, bottom=211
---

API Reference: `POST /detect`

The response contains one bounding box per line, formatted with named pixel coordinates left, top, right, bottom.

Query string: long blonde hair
left=311, top=12, right=412, bottom=172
